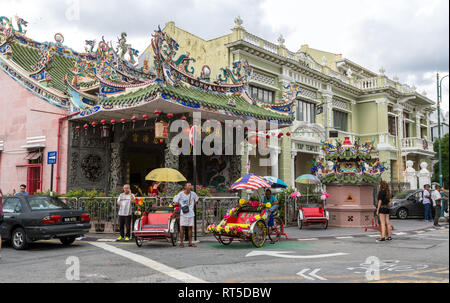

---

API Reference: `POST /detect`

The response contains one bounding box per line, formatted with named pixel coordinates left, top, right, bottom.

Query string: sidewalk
left=82, top=219, right=448, bottom=242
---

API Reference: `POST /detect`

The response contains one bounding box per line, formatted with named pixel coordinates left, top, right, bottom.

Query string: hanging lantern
left=154, top=110, right=161, bottom=116
left=91, top=121, right=98, bottom=134
left=131, top=116, right=137, bottom=129
left=167, top=113, right=174, bottom=119
left=75, top=125, right=81, bottom=131
left=181, top=116, right=187, bottom=121
left=155, top=120, right=169, bottom=139
left=110, top=119, right=117, bottom=131
left=83, top=123, right=89, bottom=134
left=100, top=120, right=107, bottom=125
left=142, top=114, right=149, bottom=127
left=286, top=132, right=291, bottom=136
left=121, top=118, right=127, bottom=131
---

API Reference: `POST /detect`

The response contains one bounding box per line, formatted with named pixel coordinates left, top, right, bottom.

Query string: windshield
left=394, top=190, right=416, bottom=199
left=27, top=196, right=69, bottom=210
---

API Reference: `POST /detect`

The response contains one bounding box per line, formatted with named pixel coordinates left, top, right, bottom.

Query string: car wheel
left=11, top=227, right=28, bottom=250
left=397, top=208, right=408, bottom=220
left=60, top=236, right=76, bottom=246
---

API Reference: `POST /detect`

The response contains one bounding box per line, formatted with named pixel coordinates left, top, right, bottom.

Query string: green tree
left=432, top=133, right=449, bottom=188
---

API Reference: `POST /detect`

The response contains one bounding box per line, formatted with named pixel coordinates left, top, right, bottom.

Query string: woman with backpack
left=376, top=181, right=393, bottom=242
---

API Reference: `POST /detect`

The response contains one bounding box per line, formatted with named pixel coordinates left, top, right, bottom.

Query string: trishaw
left=295, top=174, right=329, bottom=229
left=208, top=199, right=288, bottom=248
left=133, top=167, right=186, bottom=247
left=133, top=205, right=180, bottom=247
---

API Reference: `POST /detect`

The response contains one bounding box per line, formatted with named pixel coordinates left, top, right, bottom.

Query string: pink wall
left=0, top=71, right=70, bottom=194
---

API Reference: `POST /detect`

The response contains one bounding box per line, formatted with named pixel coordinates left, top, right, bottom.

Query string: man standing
left=432, top=184, right=443, bottom=227
left=116, top=184, right=135, bottom=242
left=15, top=184, right=28, bottom=196
left=173, top=183, right=199, bottom=248
left=422, top=184, right=433, bottom=223
left=0, top=189, right=3, bottom=260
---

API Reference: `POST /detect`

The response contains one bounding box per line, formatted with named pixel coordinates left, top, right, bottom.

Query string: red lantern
left=121, top=118, right=127, bottom=131
left=83, top=124, right=89, bottom=129
left=110, top=119, right=116, bottom=131
left=154, top=110, right=161, bottom=116
left=159, top=139, right=164, bottom=144
left=286, top=132, right=291, bottom=136
left=142, top=114, right=149, bottom=127
left=75, top=126, right=81, bottom=131
left=100, top=120, right=107, bottom=125
left=205, top=120, right=211, bottom=124
left=266, top=135, right=270, bottom=139
left=91, top=121, right=98, bottom=134
left=131, top=116, right=137, bottom=129
left=167, top=113, right=174, bottom=119
left=181, top=116, right=187, bottom=121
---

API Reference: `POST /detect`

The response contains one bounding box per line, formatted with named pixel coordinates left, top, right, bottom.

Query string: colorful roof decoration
left=0, top=17, right=293, bottom=124
left=312, top=137, right=388, bottom=183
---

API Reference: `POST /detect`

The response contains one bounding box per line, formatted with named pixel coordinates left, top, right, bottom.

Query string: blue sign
left=47, top=151, right=57, bottom=165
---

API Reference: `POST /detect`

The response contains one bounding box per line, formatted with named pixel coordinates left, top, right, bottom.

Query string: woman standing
left=376, top=181, right=392, bottom=242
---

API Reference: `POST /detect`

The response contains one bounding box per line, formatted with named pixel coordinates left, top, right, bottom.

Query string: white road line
left=415, top=231, right=425, bottom=233
left=298, top=238, right=319, bottom=241
left=367, top=234, right=379, bottom=237
left=335, top=236, right=354, bottom=239
left=90, top=242, right=207, bottom=283
left=394, top=232, right=407, bottom=235
left=97, top=239, right=117, bottom=242
left=427, top=228, right=437, bottom=231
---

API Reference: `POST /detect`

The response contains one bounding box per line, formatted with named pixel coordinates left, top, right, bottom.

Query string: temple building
left=0, top=16, right=436, bottom=194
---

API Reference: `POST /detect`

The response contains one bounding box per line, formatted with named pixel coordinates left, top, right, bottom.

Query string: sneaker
left=434, top=224, right=441, bottom=227
left=376, top=238, right=386, bottom=242
left=116, top=236, right=123, bottom=241
left=386, top=237, right=392, bottom=241
left=124, top=237, right=130, bottom=241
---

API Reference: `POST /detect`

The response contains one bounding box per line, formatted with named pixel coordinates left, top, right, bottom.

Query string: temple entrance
left=123, top=130, right=165, bottom=194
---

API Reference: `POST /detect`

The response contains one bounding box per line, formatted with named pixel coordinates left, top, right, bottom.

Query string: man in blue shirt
left=15, top=184, right=28, bottom=196
left=262, top=189, right=279, bottom=220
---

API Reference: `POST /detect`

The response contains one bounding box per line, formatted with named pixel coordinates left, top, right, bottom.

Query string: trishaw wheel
left=135, top=237, right=143, bottom=247
left=268, top=217, right=283, bottom=243
left=251, top=220, right=267, bottom=248
left=170, top=220, right=180, bottom=246
left=218, top=235, right=233, bottom=245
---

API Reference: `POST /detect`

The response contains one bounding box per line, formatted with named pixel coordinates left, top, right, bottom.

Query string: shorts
left=379, top=208, right=390, bottom=214
left=180, top=216, right=194, bottom=227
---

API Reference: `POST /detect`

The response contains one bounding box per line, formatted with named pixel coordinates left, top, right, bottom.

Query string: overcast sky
left=2, top=0, right=449, bottom=114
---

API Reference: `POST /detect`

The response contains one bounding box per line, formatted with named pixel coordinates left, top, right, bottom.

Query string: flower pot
left=95, top=222, right=105, bottom=232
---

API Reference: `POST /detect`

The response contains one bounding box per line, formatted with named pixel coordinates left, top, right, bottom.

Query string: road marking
left=297, top=268, right=327, bottom=280
left=427, top=228, right=437, bottom=231
left=97, top=239, right=116, bottom=242
left=245, top=250, right=348, bottom=259
left=90, top=242, right=207, bottom=283
left=415, top=231, right=425, bottom=233
left=297, top=238, right=318, bottom=241
left=367, top=234, right=379, bottom=237
left=336, top=236, right=354, bottom=239
left=394, top=232, right=407, bottom=235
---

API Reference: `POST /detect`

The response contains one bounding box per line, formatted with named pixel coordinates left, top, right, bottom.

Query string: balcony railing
left=401, top=137, right=434, bottom=152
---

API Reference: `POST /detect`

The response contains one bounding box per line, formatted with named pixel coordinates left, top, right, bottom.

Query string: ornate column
left=415, top=112, right=422, bottom=139
left=109, top=142, right=123, bottom=192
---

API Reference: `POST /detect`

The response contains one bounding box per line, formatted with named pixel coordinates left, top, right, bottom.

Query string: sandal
left=188, top=243, right=197, bottom=247
left=179, top=243, right=184, bottom=248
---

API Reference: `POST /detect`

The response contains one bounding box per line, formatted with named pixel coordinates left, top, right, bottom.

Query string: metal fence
left=59, top=196, right=240, bottom=235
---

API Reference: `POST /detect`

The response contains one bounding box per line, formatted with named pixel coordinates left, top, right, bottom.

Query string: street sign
left=47, top=151, right=57, bottom=165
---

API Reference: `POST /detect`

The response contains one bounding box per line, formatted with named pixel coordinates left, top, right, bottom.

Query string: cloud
left=1, top=0, right=448, bottom=111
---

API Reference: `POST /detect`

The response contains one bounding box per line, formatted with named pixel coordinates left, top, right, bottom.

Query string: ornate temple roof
left=0, top=17, right=294, bottom=124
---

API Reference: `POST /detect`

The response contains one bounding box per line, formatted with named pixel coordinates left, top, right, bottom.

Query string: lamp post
left=436, top=73, right=448, bottom=188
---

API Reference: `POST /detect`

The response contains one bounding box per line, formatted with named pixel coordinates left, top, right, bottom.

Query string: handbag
left=181, top=193, right=191, bottom=214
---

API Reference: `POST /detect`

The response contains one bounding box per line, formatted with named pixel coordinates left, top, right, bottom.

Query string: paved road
left=0, top=225, right=448, bottom=283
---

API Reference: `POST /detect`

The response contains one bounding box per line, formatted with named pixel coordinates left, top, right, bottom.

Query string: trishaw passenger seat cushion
left=140, top=215, right=149, bottom=226
left=302, top=207, right=324, bottom=217
left=147, top=213, right=172, bottom=225
left=235, top=212, right=259, bottom=224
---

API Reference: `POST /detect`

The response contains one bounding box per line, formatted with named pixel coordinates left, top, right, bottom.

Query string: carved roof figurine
left=379, top=67, right=385, bottom=75
left=277, top=34, right=285, bottom=47
left=227, top=97, right=236, bottom=107
left=233, top=16, right=244, bottom=30
left=393, top=75, right=399, bottom=82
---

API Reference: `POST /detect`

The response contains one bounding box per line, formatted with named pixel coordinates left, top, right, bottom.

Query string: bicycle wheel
left=268, top=217, right=283, bottom=243
left=251, top=220, right=267, bottom=248
left=218, top=235, right=233, bottom=245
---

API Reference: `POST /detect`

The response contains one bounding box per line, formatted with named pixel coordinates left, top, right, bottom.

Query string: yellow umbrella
left=145, top=168, right=187, bottom=182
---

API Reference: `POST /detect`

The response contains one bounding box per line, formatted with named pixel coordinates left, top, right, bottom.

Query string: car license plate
left=64, top=217, right=77, bottom=223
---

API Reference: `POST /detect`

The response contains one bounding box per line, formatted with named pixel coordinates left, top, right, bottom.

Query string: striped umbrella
left=229, top=174, right=271, bottom=190
left=295, top=174, right=321, bottom=184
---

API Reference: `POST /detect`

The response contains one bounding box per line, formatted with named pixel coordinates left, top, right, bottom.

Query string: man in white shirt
left=431, top=184, right=443, bottom=227
left=173, top=183, right=199, bottom=248
left=116, top=184, right=135, bottom=241
left=422, top=184, right=433, bottom=222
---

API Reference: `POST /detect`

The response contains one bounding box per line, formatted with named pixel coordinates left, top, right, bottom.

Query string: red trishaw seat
left=302, top=207, right=324, bottom=218
left=141, top=213, right=172, bottom=229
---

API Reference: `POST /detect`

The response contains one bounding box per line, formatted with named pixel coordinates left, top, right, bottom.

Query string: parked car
left=389, top=190, right=435, bottom=219
left=1, top=195, right=91, bottom=250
